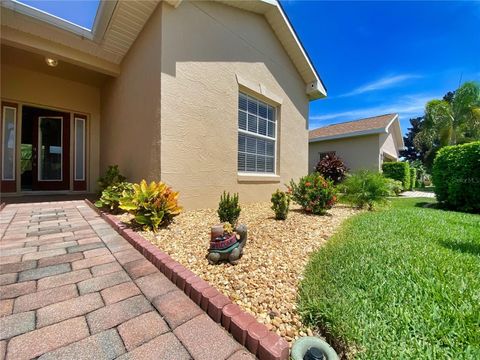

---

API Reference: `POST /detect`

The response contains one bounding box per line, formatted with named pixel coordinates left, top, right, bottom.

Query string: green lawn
left=299, top=198, right=480, bottom=359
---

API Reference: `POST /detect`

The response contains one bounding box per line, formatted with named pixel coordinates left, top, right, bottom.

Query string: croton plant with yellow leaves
left=120, top=180, right=182, bottom=231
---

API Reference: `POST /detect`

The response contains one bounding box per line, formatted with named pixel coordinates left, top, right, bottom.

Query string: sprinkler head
left=292, top=336, right=338, bottom=360
left=304, top=347, right=325, bottom=360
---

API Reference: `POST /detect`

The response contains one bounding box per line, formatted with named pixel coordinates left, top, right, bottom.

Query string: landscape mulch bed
left=118, top=202, right=358, bottom=345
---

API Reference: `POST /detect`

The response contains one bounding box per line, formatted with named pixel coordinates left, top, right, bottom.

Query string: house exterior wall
left=100, top=4, right=163, bottom=183
left=308, top=134, right=381, bottom=173
left=379, top=129, right=400, bottom=160
left=0, top=63, right=101, bottom=192
left=159, top=1, right=309, bottom=209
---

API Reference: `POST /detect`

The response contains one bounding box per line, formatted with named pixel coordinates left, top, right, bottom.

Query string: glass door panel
left=2, top=107, right=16, bottom=180
left=73, top=114, right=87, bottom=191
left=74, top=117, right=85, bottom=181
left=1, top=103, right=17, bottom=193
left=38, top=117, right=62, bottom=181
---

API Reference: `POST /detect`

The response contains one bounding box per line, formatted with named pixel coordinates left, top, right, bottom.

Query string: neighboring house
left=308, top=114, right=404, bottom=172
left=0, top=0, right=327, bottom=208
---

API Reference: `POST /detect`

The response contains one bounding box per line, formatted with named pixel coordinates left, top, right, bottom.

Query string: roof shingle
left=309, top=113, right=397, bottom=140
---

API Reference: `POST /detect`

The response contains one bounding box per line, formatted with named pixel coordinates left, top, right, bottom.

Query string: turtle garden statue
left=207, top=223, right=247, bottom=265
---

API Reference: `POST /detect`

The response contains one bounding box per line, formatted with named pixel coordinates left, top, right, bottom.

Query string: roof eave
left=274, top=1, right=327, bottom=99
left=1, top=25, right=121, bottom=76
left=91, top=0, right=118, bottom=43
left=385, top=114, right=405, bottom=149
left=195, top=0, right=327, bottom=100
left=309, top=127, right=385, bottom=143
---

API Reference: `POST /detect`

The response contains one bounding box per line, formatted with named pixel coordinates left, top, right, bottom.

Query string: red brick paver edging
left=1, top=200, right=254, bottom=360
left=86, top=199, right=290, bottom=360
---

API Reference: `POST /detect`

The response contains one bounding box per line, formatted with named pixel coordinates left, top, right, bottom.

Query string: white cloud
left=339, top=74, right=422, bottom=97
left=309, top=93, right=439, bottom=129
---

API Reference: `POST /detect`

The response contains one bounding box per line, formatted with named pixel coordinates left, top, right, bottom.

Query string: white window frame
left=2, top=106, right=17, bottom=181
left=237, top=92, right=277, bottom=175
left=74, top=117, right=86, bottom=181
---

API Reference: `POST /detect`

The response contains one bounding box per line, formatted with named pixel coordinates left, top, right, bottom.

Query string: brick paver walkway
left=0, top=201, right=254, bottom=360
left=400, top=190, right=436, bottom=198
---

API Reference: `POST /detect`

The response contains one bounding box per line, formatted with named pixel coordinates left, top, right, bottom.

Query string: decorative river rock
left=207, top=224, right=247, bottom=265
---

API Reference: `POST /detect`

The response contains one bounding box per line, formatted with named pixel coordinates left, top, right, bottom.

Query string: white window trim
left=74, top=117, right=86, bottom=181
left=237, top=173, right=281, bottom=183
left=38, top=116, right=63, bottom=182
left=238, top=128, right=274, bottom=142
left=237, top=92, right=278, bottom=175
left=2, top=106, right=16, bottom=181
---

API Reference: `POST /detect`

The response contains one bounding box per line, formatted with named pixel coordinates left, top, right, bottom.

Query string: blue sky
left=281, top=0, right=480, bottom=134
left=19, top=0, right=100, bottom=30
left=19, top=0, right=480, bottom=135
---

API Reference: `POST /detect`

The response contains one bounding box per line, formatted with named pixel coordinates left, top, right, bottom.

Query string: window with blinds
left=237, top=92, right=276, bottom=173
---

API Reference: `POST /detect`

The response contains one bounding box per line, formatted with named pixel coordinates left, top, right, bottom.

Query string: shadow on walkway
left=1, top=194, right=97, bottom=205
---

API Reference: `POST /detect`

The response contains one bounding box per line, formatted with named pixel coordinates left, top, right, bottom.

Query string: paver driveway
left=0, top=201, right=254, bottom=360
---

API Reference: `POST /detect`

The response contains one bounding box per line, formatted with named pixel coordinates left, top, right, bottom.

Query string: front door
left=21, top=106, right=70, bottom=191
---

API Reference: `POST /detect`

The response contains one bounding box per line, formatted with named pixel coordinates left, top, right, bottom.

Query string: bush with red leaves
left=315, top=154, right=348, bottom=184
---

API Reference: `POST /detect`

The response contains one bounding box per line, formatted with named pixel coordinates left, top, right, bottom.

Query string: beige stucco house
left=1, top=0, right=327, bottom=208
left=308, top=114, right=404, bottom=172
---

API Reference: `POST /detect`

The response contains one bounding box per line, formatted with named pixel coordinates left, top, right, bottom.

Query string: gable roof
left=161, top=0, right=326, bottom=99
left=1, top=0, right=326, bottom=99
left=219, top=0, right=326, bottom=99
left=309, top=114, right=403, bottom=145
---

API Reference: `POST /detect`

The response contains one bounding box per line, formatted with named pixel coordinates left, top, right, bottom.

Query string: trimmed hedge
left=409, top=167, right=417, bottom=190
left=432, top=141, right=480, bottom=212
left=382, top=162, right=410, bottom=190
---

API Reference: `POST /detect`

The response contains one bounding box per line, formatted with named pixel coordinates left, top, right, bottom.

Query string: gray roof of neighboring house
left=309, top=113, right=400, bottom=142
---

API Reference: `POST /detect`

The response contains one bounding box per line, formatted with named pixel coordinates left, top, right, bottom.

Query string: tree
left=400, top=116, right=426, bottom=162
left=443, top=91, right=455, bottom=104
left=400, top=92, right=455, bottom=163
left=414, top=81, right=480, bottom=168
left=416, top=82, right=480, bottom=147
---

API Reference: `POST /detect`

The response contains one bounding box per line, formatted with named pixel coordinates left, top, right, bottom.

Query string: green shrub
left=432, top=141, right=480, bottom=212
left=315, top=153, right=348, bottom=184
left=271, top=189, right=290, bottom=220
left=98, top=165, right=126, bottom=193
left=288, top=173, right=337, bottom=215
left=340, top=170, right=391, bottom=210
left=411, top=160, right=427, bottom=186
left=217, top=192, right=241, bottom=227
left=409, top=167, right=417, bottom=190
left=119, top=180, right=182, bottom=231
left=382, top=162, right=410, bottom=189
left=386, top=178, right=403, bottom=196
left=95, top=182, right=133, bottom=213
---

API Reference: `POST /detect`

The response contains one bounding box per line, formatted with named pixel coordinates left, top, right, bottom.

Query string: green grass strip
left=299, top=198, right=480, bottom=359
